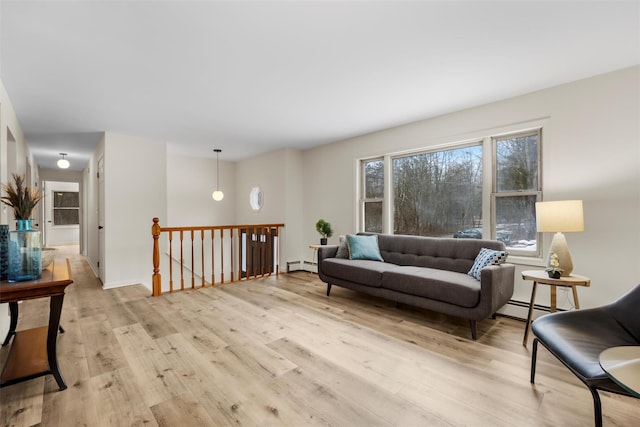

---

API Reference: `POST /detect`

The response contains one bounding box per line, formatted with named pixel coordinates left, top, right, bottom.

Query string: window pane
left=496, top=132, right=539, bottom=192
left=393, top=145, right=482, bottom=237
left=364, top=160, right=384, bottom=199
left=54, top=191, right=80, bottom=208
left=495, top=195, right=537, bottom=252
left=364, top=201, right=382, bottom=233
left=54, top=209, right=79, bottom=225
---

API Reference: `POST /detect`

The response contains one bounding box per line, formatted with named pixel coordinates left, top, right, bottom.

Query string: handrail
left=151, top=217, right=285, bottom=296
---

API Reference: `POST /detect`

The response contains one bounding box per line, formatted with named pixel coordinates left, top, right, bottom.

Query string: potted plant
left=1, top=174, right=43, bottom=281
left=545, top=252, right=564, bottom=279
left=1, top=173, right=42, bottom=225
left=315, top=219, right=333, bottom=245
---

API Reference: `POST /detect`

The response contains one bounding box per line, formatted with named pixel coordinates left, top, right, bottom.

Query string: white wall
left=235, top=148, right=303, bottom=266
left=84, top=135, right=104, bottom=276
left=301, top=66, right=640, bottom=310
left=102, top=132, right=167, bottom=289
left=167, top=154, right=235, bottom=226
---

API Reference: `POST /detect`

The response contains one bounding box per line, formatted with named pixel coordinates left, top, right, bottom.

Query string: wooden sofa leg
left=326, top=284, right=332, bottom=296
left=469, top=320, right=477, bottom=340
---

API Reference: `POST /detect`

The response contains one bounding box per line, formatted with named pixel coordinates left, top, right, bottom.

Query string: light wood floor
left=1, top=251, right=639, bottom=427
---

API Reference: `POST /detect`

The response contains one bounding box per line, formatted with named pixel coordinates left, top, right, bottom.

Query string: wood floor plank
left=112, top=323, right=189, bottom=407
left=267, top=337, right=453, bottom=427
left=78, top=312, right=128, bottom=378
left=90, top=368, right=159, bottom=427
left=0, top=377, right=44, bottom=427
left=150, top=393, right=217, bottom=427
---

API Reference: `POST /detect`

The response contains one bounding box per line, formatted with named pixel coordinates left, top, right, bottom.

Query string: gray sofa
left=317, top=233, right=515, bottom=339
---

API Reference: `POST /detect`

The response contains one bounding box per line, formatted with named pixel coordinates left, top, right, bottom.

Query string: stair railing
left=151, top=217, right=284, bottom=296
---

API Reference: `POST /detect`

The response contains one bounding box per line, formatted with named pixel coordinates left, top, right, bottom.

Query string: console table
left=0, top=259, right=73, bottom=390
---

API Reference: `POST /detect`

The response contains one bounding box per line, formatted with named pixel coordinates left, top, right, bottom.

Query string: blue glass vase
left=8, top=219, right=42, bottom=282
left=0, top=224, right=9, bottom=280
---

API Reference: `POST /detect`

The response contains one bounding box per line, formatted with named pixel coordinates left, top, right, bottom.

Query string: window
left=362, top=159, right=384, bottom=233
left=359, top=126, right=543, bottom=258
left=493, top=129, right=541, bottom=255
left=53, top=191, right=80, bottom=225
left=393, top=144, right=482, bottom=236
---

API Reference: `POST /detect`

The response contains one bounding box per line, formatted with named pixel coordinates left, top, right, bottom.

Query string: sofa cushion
left=321, top=258, right=399, bottom=287
left=468, top=248, right=509, bottom=280
left=382, top=266, right=481, bottom=308
left=347, top=234, right=384, bottom=261
left=335, top=236, right=349, bottom=259
left=374, top=234, right=505, bottom=274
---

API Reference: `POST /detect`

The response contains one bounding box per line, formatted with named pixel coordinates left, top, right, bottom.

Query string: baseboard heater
left=498, top=299, right=563, bottom=322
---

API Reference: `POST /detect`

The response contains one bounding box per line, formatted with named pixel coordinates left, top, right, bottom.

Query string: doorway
left=42, top=181, right=80, bottom=248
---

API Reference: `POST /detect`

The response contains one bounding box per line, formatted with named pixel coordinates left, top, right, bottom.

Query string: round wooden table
left=521, top=270, right=590, bottom=347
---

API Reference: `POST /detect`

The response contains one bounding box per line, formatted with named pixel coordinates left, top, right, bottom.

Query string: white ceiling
left=1, top=1, right=639, bottom=171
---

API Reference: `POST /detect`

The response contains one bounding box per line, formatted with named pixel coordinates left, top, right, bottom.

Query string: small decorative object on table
left=41, top=247, right=58, bottom=270
left=1, top=174, right=43, bottom=282
left=545, top=251, right=564, bottom=279
left=315, top=219, right=333, bottom=245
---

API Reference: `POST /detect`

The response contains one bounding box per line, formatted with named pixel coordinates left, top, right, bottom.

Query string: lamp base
left=547, top=232, right=574, bottom=276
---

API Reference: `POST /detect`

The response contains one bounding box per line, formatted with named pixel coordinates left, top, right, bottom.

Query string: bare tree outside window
left=362, top=159, right=384, bottom=233
left=493, top=130, right=541, bottom=254
left=393, top=145, right=482, bottom=237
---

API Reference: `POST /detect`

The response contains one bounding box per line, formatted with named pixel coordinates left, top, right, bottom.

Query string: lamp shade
left=57, top=153, right=70, bottom=169
left=535, top=200, right=584, bottom=233
left=212, top=190, right=224, bottom=201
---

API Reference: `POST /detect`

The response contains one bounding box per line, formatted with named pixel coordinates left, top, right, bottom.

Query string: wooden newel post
left=152, top=217, right=162, bottom=296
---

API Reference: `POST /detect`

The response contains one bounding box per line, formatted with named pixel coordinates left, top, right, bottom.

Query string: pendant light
left=212, top=149, right=224, bottom=201
left=57, top=153, right=70, bottom=169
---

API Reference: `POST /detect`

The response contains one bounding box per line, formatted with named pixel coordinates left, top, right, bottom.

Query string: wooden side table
left=0, top=259, right=73, bottom=390
left=309, top=244, right=322, bottom=273
left=521, top=269, right=590, bottom=347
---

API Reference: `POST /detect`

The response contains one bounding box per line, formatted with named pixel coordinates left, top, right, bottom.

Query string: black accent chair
left=530, top=284, right=640, bottom=426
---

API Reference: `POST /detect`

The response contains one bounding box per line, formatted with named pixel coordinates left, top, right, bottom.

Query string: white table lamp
left=535, top=200, right=584, bottom=276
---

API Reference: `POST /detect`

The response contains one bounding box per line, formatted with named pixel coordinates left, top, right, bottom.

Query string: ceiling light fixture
left=212, top=149, right=224, bottom=201
left=57, top=153, right=70, bottom=169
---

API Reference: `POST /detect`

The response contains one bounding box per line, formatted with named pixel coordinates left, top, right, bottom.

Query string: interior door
left=98, top=156, right=105, bottom=282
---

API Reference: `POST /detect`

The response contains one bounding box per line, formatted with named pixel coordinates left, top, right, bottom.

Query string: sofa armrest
left=317, top=245, right=338, bottom=280
left=479, top=263, right=516, bottom=315
left=318, top=245, right=338, bottom=262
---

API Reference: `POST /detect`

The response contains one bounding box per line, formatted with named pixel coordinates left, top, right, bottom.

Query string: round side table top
left=521, top=270, right=590, bottom=286
left=599, top=346, right=640, bottom=398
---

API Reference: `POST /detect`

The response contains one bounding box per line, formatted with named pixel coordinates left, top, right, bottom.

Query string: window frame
left=390, top=141, right=484, bottom=237
left=360, top=157, right=385, bottom=233
left=358, top=124, right=545, bottom=259
left=52, top=190, right=80, bottom=226
left=491, top=128, right=542, bottom=257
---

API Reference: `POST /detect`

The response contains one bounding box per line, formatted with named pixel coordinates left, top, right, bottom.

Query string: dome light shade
left=57, top=153, right=70, bottom=169
left=212, top=190, right=224, bottom=201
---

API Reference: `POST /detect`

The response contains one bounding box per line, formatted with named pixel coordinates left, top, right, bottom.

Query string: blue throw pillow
left=468, top=248, right=509, bottom=280
left=347, top=234, right=384, bottom=262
